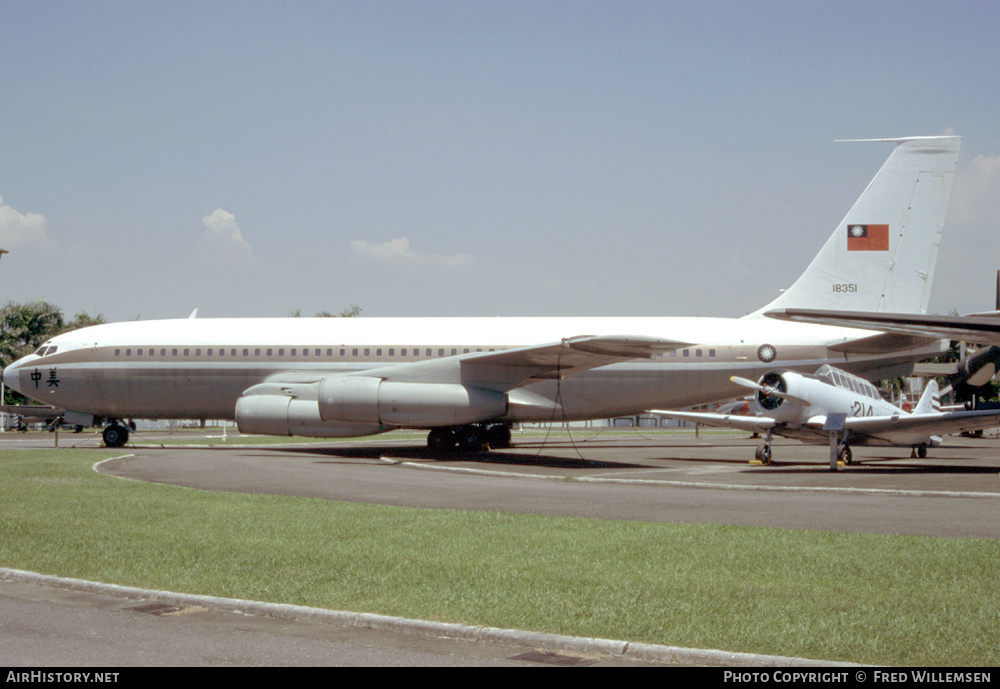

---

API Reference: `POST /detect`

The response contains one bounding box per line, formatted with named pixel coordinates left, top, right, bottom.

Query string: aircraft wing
left=407, top=335, right=693, bottom=391
left=766, top=308, right=1000, bottom=345
left=648, top=410, right=777, bottom=433
left=265, top=335, right=692, bottom=393
left=0, top=404, right=64, bottom=425
left=463, top=335, right=690, bottom=374
left=838, top=409, right=1000, bottom=442
left=0, top=404, right=63, bottom=416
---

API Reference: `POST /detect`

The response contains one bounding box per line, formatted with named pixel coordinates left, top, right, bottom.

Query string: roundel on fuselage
left=757, top=344, right=777, bottom=363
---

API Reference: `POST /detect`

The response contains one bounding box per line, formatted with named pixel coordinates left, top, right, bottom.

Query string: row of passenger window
left=669, top=348, right=717, bottom=358
left=49, top=343, right=718, bottom=360
left=111, top=345, right=718, bottom=360
left=112, top=346, right=498, bottom=359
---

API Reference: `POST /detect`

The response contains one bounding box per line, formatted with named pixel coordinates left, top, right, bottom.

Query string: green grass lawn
left=1, top=448, right=996, bottom=666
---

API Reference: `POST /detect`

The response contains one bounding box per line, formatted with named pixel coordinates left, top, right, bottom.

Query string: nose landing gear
left=102, top=421, right=135, bottom=448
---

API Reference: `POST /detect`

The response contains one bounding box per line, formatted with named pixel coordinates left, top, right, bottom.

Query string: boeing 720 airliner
left=3, top=136, right=962, bottom=450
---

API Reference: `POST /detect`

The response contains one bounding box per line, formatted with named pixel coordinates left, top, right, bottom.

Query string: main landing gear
left=754, top=429, right=774, bottom=465
left=753, top=429, right=854, bottom=466
left=102, top=420, right=135, bottom=448
left=754, top=441, right=772, bottom=464
left=427, top=424, right=512, bottom=454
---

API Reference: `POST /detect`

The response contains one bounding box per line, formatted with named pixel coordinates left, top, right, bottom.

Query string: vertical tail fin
left=747, top=136, right=961, bottom=318
left=914, top=379, right=941, bottom=414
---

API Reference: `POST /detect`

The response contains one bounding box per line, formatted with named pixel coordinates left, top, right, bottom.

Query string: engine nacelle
left=318, top=377, right=507, bottom=427
left=755, top=371, right=788, bottom=412
left=235, top=394, right=387, bottom=438
left=752, top=370, right=812, bottom=425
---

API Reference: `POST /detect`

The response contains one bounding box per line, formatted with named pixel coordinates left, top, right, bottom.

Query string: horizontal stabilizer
left=826, top=331, right=943, bottom=355
left=767, top=308, right=1000, bottom=346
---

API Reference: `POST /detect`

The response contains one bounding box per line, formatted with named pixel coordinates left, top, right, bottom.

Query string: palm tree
left=62, top=310, right=106, bottom=333
left=0, top=300, right=66, bottom=405
left=0, top=300, right=64, bottom=364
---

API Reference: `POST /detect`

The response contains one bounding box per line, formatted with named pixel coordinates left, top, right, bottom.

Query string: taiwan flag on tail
left=846, top=224, right=889, bottom=251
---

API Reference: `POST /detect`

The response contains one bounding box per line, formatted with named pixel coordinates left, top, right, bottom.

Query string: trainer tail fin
left=747, top=136, right=961, bottom=318
left=914, top=379, right=941, bottom=415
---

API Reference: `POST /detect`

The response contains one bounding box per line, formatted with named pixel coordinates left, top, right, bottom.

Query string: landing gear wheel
left=102, top=423, right=130, bottom=448
left=427, top=428, right=456, bottom=452
left=486, top=425, right=512, bottom=449
left=755, top=443, right=772, bottom=465
left=839, top=445, right=853, bottom=465
left=456, top=425, right=486, bottom=452
left=917, top=445, right=927, bottom=458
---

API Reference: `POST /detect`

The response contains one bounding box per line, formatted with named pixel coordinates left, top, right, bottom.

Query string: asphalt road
left=0, top=575, right=657, bottom=667
left=96, top=430, right=1000, bottom=538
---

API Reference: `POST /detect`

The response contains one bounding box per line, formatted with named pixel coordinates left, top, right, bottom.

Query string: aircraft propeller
left=730, top=375, right=812, bottom=407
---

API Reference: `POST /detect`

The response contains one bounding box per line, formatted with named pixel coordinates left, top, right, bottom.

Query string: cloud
left=196, top=209, right=260, bottom=267
left=350, top=237, right=474, bottom=268
left=0, top=196, right=53, bottom=250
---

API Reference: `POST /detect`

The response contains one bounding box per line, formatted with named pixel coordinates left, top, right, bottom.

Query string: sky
left=2, top=0, right=999, bottom=322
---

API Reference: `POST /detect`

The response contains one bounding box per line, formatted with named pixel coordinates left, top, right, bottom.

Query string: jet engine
left=235, top=393, right=387, bottom=438
left=318, top=377, right=507, bottom=427
left=235, top=376, right=508, bottom=438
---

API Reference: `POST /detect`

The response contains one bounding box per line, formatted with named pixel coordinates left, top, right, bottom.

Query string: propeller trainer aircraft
left=652, top=365, right=1000, bottom=466
left=3, top=136, right=962, bottom=450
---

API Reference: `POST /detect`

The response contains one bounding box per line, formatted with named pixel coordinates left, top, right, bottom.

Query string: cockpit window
left=816, top=363, right=879, bottom=399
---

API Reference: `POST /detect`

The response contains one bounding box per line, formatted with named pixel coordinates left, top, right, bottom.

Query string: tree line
left=0, top=301, right=105, bottom=369
left=0, top=301, right=107, bottom=405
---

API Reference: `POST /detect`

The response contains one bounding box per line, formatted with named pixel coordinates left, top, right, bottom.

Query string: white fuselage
left=753, top=368, right=903, bottom=427
left=3, top=316, right=944, bottom=430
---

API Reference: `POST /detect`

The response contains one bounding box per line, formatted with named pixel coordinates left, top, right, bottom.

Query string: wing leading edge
left=839, top=409, right=1000, bottom=443
left=648, top=410, right=777, bottom=433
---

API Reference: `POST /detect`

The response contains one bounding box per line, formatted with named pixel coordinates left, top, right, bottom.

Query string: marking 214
left=832, top=283, right=858, bottom=293
left=851, top=400, right=874, bottom=417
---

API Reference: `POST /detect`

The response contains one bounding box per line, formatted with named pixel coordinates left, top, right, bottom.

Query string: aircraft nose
left=3, top=355, right=35, bottom=395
